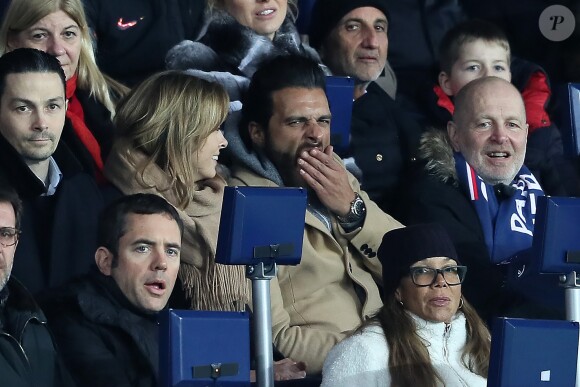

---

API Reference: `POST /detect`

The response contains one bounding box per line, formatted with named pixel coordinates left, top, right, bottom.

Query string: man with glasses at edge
left=0, top=182, right=75, bottom=386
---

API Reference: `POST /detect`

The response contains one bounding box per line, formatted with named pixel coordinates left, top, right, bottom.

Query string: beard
left=19, top=132, right=59, bottom=162
left=268, top=150, right=304, bottom=188
left=263, top=136, right=323, bottom=189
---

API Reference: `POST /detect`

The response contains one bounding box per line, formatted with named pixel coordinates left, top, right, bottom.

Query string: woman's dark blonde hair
left=0, top=0, right=127, bottom=117
left=360, top=293, right=490, bottom=387
left=114, top=70, right=229, bottom=209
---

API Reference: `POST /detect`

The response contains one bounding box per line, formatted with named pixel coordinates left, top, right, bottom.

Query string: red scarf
left=66, top=75, right=105, bottom=182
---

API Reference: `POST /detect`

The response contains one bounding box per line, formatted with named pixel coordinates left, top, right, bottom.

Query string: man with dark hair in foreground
left=41, top=193, right=183, bottom=387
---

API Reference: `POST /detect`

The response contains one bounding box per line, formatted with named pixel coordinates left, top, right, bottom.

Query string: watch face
left=352, top=197, right=365, bottom=216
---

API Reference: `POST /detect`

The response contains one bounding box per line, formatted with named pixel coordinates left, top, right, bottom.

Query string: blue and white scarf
left=454, top=153, right=545, bottom=264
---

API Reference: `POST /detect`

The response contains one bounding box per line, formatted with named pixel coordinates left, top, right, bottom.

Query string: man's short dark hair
left=0, top=48, right=66, bottom=101
left=97, top=194, right=184, bottom=266
left=0, top=179, right=22, bottom=230
left=438, top=19, right=510, bottom=76
left=240, top=54, right=327, bottom=149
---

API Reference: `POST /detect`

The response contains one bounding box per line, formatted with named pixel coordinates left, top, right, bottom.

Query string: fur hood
left=166, top=10, right=321, bottom=77
left=418, top=129, right=458, bottom=186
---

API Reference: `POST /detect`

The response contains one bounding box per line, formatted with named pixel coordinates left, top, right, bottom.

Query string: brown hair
left=439, top=19, right=510, bottom=76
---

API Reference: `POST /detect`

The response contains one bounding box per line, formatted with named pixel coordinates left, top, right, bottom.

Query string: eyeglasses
left=0, top=227, right=20, bottom=247
left=408, top=265, right=467, bottom=287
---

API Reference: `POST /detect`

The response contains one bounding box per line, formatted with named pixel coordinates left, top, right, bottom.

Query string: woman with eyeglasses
left=321, top=223, right=490, bottom=387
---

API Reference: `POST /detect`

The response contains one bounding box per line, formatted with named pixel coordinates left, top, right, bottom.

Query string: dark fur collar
left=419, top=129, right=458, bottom=186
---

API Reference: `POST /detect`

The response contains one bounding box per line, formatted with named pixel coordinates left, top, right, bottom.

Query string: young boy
left=437, top=20, right=511, bottom=98
left=422, top=19, right=579, bottom=196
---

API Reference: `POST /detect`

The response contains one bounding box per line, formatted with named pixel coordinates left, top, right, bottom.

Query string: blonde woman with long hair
left=1, top=0, right=128, bottom=181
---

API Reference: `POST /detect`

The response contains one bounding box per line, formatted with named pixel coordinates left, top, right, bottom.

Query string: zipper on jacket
left=443, top=322, right=451, bottom=360
left=0, top=331, right=31, bottom=368
left=441, top=321, right=472, bottom=386
left=10, top=316, right=44, bottom=368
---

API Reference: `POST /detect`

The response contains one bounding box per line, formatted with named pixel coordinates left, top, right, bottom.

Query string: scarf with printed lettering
left=454, top=152, right=544, bottom=263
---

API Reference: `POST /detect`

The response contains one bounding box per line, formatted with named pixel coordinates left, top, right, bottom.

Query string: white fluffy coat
left=321, top=313, right=487, bottom=387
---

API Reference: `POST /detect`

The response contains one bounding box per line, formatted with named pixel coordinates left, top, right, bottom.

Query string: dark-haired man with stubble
left=0, top=47, right=104, bottom=295
left=228, top=54, right=403, bottom=374
left=41, top=193, right=183, bottom=387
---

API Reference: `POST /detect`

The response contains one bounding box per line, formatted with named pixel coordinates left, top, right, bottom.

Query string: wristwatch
left=337, top=193, right=366, bottom=224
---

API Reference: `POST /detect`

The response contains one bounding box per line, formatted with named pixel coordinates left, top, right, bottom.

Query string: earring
left=458, top=297, right=464, bottom=310
left=398, top=300, right=404, bottom=307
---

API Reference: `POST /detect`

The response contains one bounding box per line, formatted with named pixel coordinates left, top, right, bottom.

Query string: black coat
left=0, top=279, right=75, bottom=387
left=383, top=0, right=467, bottom=100
left=41, top=272, right=159, bottom=387
left=0, top=128, right=105, bottom=295
left=349, top=81, right=423, bottom=216
left=75, top=88, right=115, bottom=163
left=82, top=0, right=205, bottom=86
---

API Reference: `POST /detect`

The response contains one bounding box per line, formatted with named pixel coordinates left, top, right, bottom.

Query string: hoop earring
left=458, top=297, right=464, bottom=310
